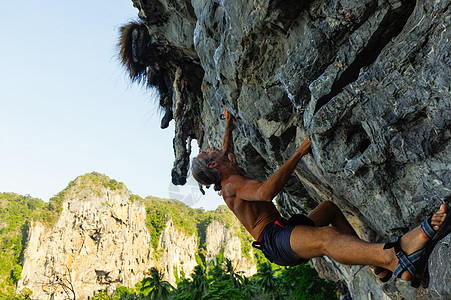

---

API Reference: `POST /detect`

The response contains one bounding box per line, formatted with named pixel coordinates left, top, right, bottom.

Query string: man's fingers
left=302, top=137, right=312, bottom=149
left=222, top=108, right=232, bottom=119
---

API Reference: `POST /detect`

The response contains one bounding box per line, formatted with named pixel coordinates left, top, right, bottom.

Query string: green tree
left=170, top=279, right=194, bottom=300
left=207, top=263, right=225, bottom=283
left=201, top=279, right=240, bottom=300
left=223, top=259, right=244, bottom=288
left=10, top=264, right=22, bottom=284
left=255, top=262, right=280, bottom=300
left=171, top=265, right=208, bottom=300
left=139, top=267, right=173, bottom=300
left=190, top=265, right=208, bottom=299
left=91, top=290, right=112, bottom=300
left=236, top=276, right=257, bottom=300
left=280, top=264, right=337, bottom=300
left=20, top=287, right=32, bottom=299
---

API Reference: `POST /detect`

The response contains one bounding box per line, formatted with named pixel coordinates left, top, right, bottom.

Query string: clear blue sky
left=0, top=1, right=223, bottom=210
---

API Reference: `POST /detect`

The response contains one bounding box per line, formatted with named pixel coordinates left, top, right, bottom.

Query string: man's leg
left=307, top=201, right=357, bottom=236
left=290, top=205, right=448, bottom=281
left=289, top=224, right=394, bottom=267
left=306, top=201, right=389, bottom=279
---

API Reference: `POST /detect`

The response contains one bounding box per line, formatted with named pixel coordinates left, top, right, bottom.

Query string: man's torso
left=222, top=190, right=282, bottom=240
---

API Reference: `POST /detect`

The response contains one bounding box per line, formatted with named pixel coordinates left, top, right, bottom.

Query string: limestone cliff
left=205, top=219, right=257, bottom=276
left=15, top=174, right=256, bottom=299
left=121, top=0, right=450, bottom=299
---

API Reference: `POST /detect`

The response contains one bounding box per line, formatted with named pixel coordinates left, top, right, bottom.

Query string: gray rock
left=122, top=0, right=451, bottom=298
left=428, top=235, right=451, bottom=299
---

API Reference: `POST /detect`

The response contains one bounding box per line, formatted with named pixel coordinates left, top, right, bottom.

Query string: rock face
left=123, top=0, right=450, bottom=299
left=16, top=177, right=152, bottom=299
left=157, top=219, right=198, bottom=285
left=206, top=220, right=257, bottom=276
left=16, top=175, right=256, bottom=299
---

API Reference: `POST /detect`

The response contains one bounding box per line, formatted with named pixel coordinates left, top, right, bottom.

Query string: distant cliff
left=0, top=173, right=256, bottom=299
left=120, top=0, right=450, bottom=299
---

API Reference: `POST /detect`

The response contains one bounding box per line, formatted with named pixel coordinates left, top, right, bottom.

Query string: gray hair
left=191, top=156, right=222, bottom=191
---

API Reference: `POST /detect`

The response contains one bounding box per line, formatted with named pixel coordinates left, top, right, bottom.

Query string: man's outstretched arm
left=258, top=137, right=311, bottom=200
left=226, top=137, right=311, bottom=202
left=222, top=108, right=237, bottom=163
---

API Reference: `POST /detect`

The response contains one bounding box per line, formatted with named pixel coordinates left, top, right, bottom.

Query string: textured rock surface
left=124, top=0, right=451, bottom=299
left=17, top=177, right=153, bottom=299
left=16, top=175, right=256, bottom=299
left=428, top=235, right=451, bottom=299
left=206, top=220, right=257, bottom=276
left=158, top=219, right=198, bottom=285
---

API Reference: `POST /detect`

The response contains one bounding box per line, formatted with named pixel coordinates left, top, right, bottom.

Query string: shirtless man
left=191, top=109, right=450, bottom=287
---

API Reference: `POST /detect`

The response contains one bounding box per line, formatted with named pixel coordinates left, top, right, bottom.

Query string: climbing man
left=191, top=108, right=450, bottom=287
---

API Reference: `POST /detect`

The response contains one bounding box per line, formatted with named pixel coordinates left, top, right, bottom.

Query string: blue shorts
left=255, top=215, right=314, bottom=266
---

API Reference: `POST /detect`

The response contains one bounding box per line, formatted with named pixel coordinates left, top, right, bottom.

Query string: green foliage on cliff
left=50, top=172, right=127, bottom=213
left=0, top=173, right=127, bottom=298
left=79, top=172, right=126, bottom=191
left=141, top=196, right=198, bottom=249
left=0, top=192, right=54, bottom=299
left=10, top=265, right=22, bottom=284
left=48, top=172, right=127, bottom=218
left=138, top=196, right=254, bottom=264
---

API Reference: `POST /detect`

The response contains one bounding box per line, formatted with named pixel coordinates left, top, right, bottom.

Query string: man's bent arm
left=232, top=137, right=311, bottom=202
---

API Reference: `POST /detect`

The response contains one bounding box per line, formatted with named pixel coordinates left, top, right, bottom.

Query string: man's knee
left=316, top=226, right=342, bottom=255
left=318, top=200, right=341, bottom=213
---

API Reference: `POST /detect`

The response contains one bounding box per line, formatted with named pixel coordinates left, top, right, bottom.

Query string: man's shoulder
left=223, top=174, right=253, bottom=187
left=226, top=174, right=247, bottom=181
left=222, top=175, right=246, bottom=197
left=223, top=175, right=264, bottom=200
